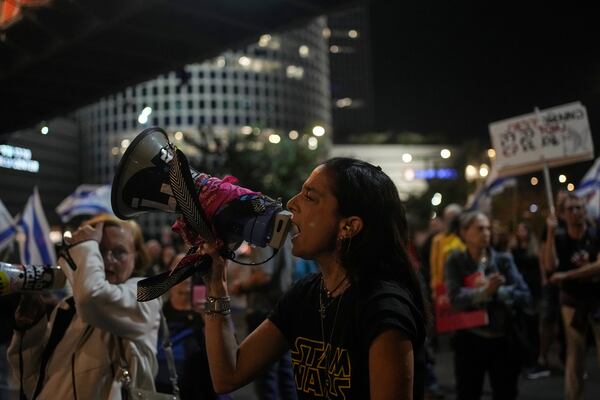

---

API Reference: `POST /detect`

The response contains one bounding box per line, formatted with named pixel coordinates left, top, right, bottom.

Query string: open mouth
left=289, top=223, right=300, bottom=240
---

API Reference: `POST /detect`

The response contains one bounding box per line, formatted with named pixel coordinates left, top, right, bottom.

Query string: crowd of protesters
left=414, top=192, right=600, bottom=400
left=1, top=182, right=599, bottom=399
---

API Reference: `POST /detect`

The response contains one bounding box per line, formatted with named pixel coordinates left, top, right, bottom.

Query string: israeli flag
left=0, top=199, right=16, bottom=252
left=576, top=157, right=600, bottom=218
left=16, top=187, right=56, bottom=265
left=467, top=169, right=517, bottom=211
left=55, top=184, right=113, bottom=223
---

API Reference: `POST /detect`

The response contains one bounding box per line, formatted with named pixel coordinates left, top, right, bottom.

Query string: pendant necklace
left=319, top=278, right=344, bottom=399
left=319, top=274, right=347, bottom=318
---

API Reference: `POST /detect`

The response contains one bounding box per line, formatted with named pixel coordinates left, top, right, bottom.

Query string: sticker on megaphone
left=0, top=262, right=66, bottom=296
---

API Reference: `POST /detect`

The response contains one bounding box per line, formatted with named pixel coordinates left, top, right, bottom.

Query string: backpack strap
left=31, top=297, right=76, bottom=399
left=159, top=309, right=180, bottom=398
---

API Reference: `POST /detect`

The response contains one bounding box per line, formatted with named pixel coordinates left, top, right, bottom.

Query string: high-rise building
left=326, top=6, right=374, bottom=143
left=75, top=18, right=331, bottom=237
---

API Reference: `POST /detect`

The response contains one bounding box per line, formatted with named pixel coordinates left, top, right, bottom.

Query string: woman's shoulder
left=358, top=278, right=415, bottom=305
left=355, top=278, right=426, bottom=346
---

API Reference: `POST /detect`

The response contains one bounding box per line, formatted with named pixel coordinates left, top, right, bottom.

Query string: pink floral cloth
left=172, top=173, right=258, bottom=247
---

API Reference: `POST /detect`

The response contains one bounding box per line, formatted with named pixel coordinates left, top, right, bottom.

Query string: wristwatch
left=205, top=296, right=231, bottom=315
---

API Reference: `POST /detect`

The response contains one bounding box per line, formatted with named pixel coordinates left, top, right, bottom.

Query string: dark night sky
left=369, top=2, right=600, bottom=151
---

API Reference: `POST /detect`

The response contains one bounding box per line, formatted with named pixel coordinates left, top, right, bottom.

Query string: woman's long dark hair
left=322, top=157, right=431, bottom=328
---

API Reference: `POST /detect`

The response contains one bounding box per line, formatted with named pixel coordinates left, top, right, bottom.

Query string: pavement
left=432, top=347, right=600, bottom=400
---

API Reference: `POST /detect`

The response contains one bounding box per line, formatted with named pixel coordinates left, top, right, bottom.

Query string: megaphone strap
left=137, top=253, right=214, bottom=301
left=168, top=148, right=214, bottom=242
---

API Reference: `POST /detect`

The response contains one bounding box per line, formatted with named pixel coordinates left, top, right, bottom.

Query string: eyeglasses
left=566, top=205, right=583, bottom=212
left=100, top=248, right=131, bottom=262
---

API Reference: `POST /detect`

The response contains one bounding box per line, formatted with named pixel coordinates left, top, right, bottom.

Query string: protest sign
left=489, top=102, right=593, bottom=177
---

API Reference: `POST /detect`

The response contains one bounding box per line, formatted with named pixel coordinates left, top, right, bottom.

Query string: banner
left=489, top=102, right=594, bottom=177
left=55, top=184, right=113, bottom=223
left=17, top=187, right=56, bottom=265
left=0, top=199, right=16, bottom=252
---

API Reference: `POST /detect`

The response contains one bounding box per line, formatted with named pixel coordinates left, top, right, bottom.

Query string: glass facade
left=75, top=18, right=331, bottom=237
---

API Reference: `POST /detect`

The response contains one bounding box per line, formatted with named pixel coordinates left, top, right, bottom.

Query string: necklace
left=319, top=279, right=344, bottom=399
left=319, top=274, right=346, bottom=318
left=322, top=274, right=347, bottom=298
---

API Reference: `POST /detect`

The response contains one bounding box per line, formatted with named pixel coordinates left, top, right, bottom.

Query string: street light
left=558, top=174, right=567, bottom=183
left=479, top=163, right=489, bottom=178
left=465, top=164, right=478, bottom=181
left=312, top=125, right=325, bottom=136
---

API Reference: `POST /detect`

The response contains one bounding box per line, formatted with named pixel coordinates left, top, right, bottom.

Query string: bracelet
left=204, top=296, right=231, bottom=315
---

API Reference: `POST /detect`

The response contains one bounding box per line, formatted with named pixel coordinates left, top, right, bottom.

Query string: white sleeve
left=58, top=241, right=161, bottom=342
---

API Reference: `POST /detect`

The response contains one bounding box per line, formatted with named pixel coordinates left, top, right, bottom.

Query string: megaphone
left=111, top=127, right=292, bottom=301
left=0, top=262, right=66, bottom=296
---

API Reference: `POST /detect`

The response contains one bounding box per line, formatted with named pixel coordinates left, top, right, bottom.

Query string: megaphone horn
left=111, top=127, right=213, bottom=241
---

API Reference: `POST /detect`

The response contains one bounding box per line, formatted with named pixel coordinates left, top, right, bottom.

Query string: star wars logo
left=291, top=337, right=351, bottom=399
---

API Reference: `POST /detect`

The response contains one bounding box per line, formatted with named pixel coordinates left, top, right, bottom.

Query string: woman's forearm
left=541, top=235, right=557, bottom=273
left=564, top=260, right=600, bottom=281
left=204, top=311, right=242, bottom=394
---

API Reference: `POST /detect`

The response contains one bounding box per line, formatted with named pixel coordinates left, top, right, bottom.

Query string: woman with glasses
left=8, top=214, right=161, bottom=399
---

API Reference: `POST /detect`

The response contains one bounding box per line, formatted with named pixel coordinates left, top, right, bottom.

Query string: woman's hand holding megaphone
left=197, top=239, right=229, bottom=299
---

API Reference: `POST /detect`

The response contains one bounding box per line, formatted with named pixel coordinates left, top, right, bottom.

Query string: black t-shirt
left=555, top=226, right=600, bottom=305
left=511, top=248, right=542, bottom=301
left=269, top=273, right=426, bottom=400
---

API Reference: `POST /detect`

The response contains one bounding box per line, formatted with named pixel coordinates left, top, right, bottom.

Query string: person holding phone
left=8, top=214, right=161, bottom=399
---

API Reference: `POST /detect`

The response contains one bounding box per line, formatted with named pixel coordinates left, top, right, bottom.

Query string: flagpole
left=535, top=107, right=555, bottom=215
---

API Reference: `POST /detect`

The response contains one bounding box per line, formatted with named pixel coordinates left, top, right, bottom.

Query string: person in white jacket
left=8, top=214, right=161, bottom=399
